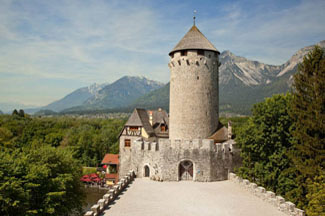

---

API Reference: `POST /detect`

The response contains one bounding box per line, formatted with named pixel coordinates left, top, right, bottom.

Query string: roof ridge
left=125, top=109, right=143, bottom=126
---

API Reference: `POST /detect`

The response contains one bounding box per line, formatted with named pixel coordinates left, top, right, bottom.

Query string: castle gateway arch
left=179, top=160, right=193, bottom=181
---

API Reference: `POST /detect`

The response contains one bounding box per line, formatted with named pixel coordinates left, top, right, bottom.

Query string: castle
left=118, top=24, right=240, bottom=181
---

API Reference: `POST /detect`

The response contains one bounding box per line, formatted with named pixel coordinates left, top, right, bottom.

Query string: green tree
left=18, top=109, right=25, bottom=117
left=0, top=146, right=84, bottom=216
left=0, top=115, right=125, bottom=167
left=12, top=109, right=18, bottom=116
left=290, top=45, right=325, bottom=178
left=305, top=172, right=325, bottom=216
left=236, top=94, right=294, bottom=193
left=287, top=46, right=325, bottom=209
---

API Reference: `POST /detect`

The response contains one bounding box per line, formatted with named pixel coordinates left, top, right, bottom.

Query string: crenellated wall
left=85, top=170, right=136, bottom=216
left=119, top=137, right=241, bottom=182
left=228, top=173, right=305, bottom=216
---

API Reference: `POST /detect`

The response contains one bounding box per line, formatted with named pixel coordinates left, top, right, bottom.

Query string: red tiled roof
left=105, top=173, right=119, bottom=183
left=101, top=154, right=119, bottom=165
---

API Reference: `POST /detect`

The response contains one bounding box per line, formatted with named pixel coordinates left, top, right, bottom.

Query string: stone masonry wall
left=169, top=50, right=219, bottom=140
left=159, top=139, right=214, bottom=181
left=119, top=135, right=142, bottom=178
left=119, top=136, right=240, bottom=182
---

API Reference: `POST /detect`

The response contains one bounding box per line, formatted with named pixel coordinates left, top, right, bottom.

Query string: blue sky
left=0, top=0, right=324, bottom=107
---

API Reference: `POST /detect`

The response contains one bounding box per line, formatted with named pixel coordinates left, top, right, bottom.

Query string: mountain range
left=2, top=40, right=324, bottom=115
left=131, top=40, right=325, bottom=114
left=41, top=76, right=164, bottom=113
left=42, top=83, right=107, bottom=112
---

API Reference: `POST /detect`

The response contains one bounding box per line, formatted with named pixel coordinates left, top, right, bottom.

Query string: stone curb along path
left=84, top=170, right=136, bottom=216
left=228, top=173, right=305, bottom=216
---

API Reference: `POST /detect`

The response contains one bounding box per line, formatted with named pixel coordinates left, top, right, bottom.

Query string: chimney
left=149, top=111, right=153, bottom=126
left=228, top=121, right=232, bottom=140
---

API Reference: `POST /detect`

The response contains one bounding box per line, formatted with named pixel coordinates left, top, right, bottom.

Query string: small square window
left=125, top=139, right=131, bottom=147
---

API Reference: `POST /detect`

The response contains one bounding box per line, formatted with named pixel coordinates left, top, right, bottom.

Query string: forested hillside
left=0, top=115, right=125, bottom=166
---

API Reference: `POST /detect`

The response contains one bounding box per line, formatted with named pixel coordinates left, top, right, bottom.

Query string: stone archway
left=179, top=160, right=193, bottom=181
left=144, top=165, right=150, bottom=177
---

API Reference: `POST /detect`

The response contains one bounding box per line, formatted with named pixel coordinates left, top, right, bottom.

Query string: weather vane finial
left=193, top=10, right=197, bottom=26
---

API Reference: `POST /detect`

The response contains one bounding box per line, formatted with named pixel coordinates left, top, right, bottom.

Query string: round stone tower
left=168, top=25, right=220, bottom=140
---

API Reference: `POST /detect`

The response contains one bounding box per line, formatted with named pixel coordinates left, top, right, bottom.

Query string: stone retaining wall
left=228, top=173, right=305, bottom=216
left=84, top=170, right=135, bottom=216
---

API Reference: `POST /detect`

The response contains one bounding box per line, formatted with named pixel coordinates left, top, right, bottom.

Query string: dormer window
left=161, top=125, right=166, bottom=132
left=181, top=50, right=187, bottom=56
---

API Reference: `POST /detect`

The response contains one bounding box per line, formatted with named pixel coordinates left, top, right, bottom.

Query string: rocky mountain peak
left=277, top=40, right=325, bottom=77
left=219, top=50, right=280, bottom=86
left=119, top=75, right=165, bottom=87
left=87, top=83, right=107, bottom=95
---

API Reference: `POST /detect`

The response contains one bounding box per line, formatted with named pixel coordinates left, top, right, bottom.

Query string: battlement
left=119, top=137, right=240, bottom=182
left=132, top=138, right=235, bottom=156
left=168, top=50, right=218, bottom=69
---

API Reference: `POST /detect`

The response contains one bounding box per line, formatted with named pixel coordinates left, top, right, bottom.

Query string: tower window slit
left=178, top=60, right=181, bottom=66
left=186, top=59, right=190, bottom=65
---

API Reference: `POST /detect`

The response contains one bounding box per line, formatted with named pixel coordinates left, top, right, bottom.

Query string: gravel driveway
left=102, top=178, right=286, bottom=216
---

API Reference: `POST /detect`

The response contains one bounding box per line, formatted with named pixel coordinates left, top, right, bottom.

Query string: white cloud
left=206, top=0, right=325, bottom=64
left=0, top=0, right=175, bottom=105
left=0, top=0, right=324, bottom=106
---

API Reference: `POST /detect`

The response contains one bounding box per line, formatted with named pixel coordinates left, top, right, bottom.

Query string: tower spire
left=193, top=10, right=197, bottom=26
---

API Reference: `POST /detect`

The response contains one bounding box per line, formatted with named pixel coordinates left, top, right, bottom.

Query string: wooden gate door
left=179, top=161, right=193, bottom=180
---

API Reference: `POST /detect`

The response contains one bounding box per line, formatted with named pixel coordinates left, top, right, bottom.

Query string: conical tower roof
left=169, top=25, right=219, bottom=56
